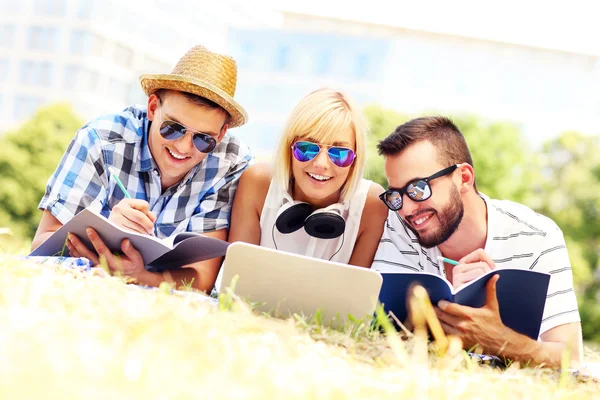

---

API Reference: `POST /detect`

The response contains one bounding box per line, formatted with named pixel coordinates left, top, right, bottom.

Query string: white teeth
left=168, top=148, right=187, bottom=160
left=308, top=172, right=332, bottom=182
left=414, top=215, right=431, bottom=225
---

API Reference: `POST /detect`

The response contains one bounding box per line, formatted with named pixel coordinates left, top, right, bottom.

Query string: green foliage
left=0, top=104, right=82, bottom=240
left=364, top=106, right=539, bottom=204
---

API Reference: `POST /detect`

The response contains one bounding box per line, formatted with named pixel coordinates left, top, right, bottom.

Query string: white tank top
left=259, top=179, right=371, bottom=264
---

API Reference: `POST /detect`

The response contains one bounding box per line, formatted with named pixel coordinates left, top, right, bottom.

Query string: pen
left=107, top=166, right=132, bottom=199
left=437, top=256, right=459, bottom=266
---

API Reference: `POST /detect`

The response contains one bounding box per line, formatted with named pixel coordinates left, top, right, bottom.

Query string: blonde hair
left=272, top=88, right=368, bottom=203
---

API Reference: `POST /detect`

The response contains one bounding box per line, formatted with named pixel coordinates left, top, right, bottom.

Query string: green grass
left=0, top=254, right=599, bottom=399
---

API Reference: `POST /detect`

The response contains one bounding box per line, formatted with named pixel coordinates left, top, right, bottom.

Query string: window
left=19, top=61, right=55, bottom=87
left=76, top=0, right=94, bottom=18
left=315, top=49, right=332, bottom=75
left=13, top=96, right=44, bottom=120
left=238, top=41, right=254, bottom=68
left=114, top=44, right=133, bottom=68
left=274, top=45, right=290, bottom=71
left=80, top=68, right=99, bottom=91
left=70, top=30, right=92, bottom=55
left=0, top=1, right=24, bottom=15
left=355, top=54, right=369, bottom=79
left=0, top=59, right=8, bottom=82
left=0, top=25, right=16, bottom=48
left=27, top=26, right=60, bottom=51
left=109, top=78, right=127, bottom=99
left=63, top=65, right=80, bottom=89
left=32, top=0, right=67, bottom=17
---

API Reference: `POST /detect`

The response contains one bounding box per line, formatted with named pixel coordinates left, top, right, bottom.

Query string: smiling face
left=384, top=140, right=464, bottom=248
left=147, top=91, right=228, bottom=190
left=291, top=127, right=356, bottom=208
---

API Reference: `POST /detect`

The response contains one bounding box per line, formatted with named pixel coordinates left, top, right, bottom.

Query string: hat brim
left=139, top=74, right=248, bottom=128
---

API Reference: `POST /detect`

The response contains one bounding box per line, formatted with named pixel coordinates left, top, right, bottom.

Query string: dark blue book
left=379, top=269, right=551, bottom=339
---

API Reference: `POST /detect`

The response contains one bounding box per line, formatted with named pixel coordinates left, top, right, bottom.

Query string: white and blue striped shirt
left=372, top=194, right=581, bottom=335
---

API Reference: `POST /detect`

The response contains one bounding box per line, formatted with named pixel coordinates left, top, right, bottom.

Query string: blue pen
left=437, top=256, right=459, bottom=266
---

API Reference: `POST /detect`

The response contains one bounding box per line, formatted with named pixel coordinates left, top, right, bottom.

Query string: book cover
left=379, top=269, right=551, bottom=339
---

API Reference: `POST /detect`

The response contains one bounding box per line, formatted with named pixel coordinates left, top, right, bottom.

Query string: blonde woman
left=229, top=88, right=387, bottom=267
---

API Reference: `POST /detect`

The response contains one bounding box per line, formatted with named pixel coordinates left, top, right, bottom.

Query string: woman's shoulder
left=241, top=162, right=272, bottom=184
left=361, top=180, right=388, bottom=217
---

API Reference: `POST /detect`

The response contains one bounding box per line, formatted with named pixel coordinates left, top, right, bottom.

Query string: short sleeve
left=38, top=127, right=109, bottom=223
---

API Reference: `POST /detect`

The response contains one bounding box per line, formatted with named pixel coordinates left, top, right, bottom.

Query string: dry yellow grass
left=0, top=255, right=598, bottom=399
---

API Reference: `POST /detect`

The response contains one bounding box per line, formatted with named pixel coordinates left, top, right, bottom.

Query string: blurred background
left=1, top=0, right=600, bottom=341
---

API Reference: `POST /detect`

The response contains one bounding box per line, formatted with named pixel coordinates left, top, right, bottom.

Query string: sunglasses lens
left=293, top=142, right=320, bottom=162
left=193, top=134, right=217, bottom=153
left=328, top=147, right=355, bottom=168
left=406, top=181, right=432, bottom=201
left=385, top=191, right=403, bottom=210
left=159, top=121, right=185, bottom=141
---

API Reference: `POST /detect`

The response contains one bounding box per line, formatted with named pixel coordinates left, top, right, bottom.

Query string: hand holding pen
left=438, top=249, right=496, bottom=289
left=107, top=166, right=157, bottom=236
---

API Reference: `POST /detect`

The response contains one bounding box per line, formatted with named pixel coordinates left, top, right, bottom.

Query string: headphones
left=274, top=198, right=346, bottom=240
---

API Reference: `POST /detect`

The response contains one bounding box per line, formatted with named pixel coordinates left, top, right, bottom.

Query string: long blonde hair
left=272, top=88, right=368, bottom=203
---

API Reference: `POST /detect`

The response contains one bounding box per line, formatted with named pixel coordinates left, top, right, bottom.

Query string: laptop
left=219, top=242, right=383, bottom=324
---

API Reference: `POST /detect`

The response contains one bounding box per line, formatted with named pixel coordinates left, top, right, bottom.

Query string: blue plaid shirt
left=39, top=105, right=253, bottom=238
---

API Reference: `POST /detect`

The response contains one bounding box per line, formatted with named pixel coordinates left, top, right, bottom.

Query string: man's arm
left=435, top=275, right=583, bottom=368
left=31, top=211, right=63, bottom=250
left=34, top=126, right=109, bottom=248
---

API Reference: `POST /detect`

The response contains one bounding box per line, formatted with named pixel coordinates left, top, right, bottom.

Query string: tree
left=363, top=106, right=539, bottom=205
left=0, top=104, right=82, bottom=240
left=535, top=131, right=600, bottom=341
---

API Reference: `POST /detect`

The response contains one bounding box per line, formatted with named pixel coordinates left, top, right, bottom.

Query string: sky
left=272, top=0, right=600, bottom=56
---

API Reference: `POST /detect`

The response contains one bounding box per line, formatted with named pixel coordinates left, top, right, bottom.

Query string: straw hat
left=140, top=45, right=248, bottom=127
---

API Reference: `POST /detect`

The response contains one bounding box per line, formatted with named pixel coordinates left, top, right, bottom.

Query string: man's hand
left=109, top=199, right=157, bottom=235
left=452, top=248, right=496, bottom=289
left=66, top=228, right=149, bottom=282
left=435, top=275, right=510, bottom=353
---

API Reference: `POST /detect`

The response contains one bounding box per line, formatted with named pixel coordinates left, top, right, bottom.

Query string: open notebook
left=29, top=208, right=229, bottom=270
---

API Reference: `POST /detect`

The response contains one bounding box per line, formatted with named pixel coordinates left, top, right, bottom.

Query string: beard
left=405, top=185, right=464, bottom=248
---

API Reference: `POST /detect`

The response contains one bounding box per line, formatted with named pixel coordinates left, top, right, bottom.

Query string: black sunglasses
left=379, top=165, right=459, bottom=211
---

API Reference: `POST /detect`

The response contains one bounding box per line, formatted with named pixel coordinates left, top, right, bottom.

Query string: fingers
left=452, top=261, right=492, bottom=288
left=437, top=300, right=471, bottom=318
left=484, top=274, right=500, bottom=310
left=66, top=233, right=100, bottom=265
left=123, top=199, right=157, bottom=223
left=121, top=239, right=145, bottom=266
left=434, top=306, right=462, bottom=327
left=439, top=320, right=461, bottom=336
left=85, top=228, right=115, bottom=268
left=458, top=248, right=496, bottom=270
left=110, top=200, right=155, bottom=235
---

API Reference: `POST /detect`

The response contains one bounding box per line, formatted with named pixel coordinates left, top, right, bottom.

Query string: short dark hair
left=377, top=116, right=476, bottom=188
left=155, top=89, right=230, bottom=124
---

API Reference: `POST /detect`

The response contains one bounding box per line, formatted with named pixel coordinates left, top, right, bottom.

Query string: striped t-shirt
left=371, top=194, right=580, bottom=335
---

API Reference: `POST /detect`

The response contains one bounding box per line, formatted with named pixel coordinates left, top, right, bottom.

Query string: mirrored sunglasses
left=291, top=141, right=356, bottom=168
left=379, top=165, right=459, bottom=211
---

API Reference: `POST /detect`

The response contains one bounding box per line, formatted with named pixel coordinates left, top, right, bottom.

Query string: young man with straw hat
left=32, top=45, right=252, bottom=293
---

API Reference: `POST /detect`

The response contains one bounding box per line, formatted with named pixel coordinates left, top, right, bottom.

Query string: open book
left=29, top=208, right=230, bottom=271
left=379, top=269, right=551, bottom=339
